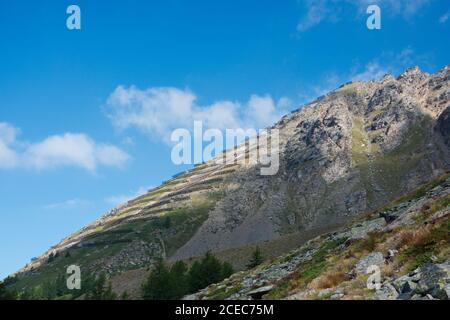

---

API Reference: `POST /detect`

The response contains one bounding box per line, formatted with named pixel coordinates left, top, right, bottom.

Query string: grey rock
left=355, top=252, right=385, bottom=274
left=318, top=288, right=334, bottom=299
left=247, top=285, right=274, bottom=298
left=344, top=218, right=386, bottom=240
left=375, top=283, right=399, bottom=300
left=330, top=293, right=345, bottom=300
left=416, top=263, right=449, bottom=298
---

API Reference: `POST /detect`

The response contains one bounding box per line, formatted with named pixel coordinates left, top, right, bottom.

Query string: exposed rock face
left=437, top=106, right=450, bottom=146
left=10, top=65, right=450, bottom=296
left=172, top=65, right=450, bottom=260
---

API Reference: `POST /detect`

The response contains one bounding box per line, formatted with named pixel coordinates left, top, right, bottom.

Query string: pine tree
left=221, top=262, right=234, bottom=279
left=103, top=282, right=117, bottom=300
left=142, top=259, right=172, bottom=300
left=0, top=280, right=17, bottom=300
left=247, top=246, right=263, bottom=269
left=188, top=252, right=225, bottom=292
left=169, top=261, right=189, bottom=299
left=141, top=254, right=235, bottom=299
left=47, top=252, right=55, bottom=263
left=120, top=291, right=130, bottom=300
left=85, top=273, right=116, bottom=300
left=188, top=260, right=203, bottom=292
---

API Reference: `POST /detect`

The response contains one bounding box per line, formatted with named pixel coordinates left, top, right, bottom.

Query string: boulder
left=374, top=282, right=399, bottom=300
left=346, top=218, right=386, bottom=239
left=355, top=252, right=385, bottom=274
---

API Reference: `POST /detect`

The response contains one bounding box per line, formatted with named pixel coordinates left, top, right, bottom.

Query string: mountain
left=188, top=172, right=450, bottom=300
left=7, top=65, right=450, bottom=298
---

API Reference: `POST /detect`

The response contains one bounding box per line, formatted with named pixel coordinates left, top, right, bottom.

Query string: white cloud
left=297, top=0, right=332, bottom=32
left=106, top=86, right=291, bottom=143
left=439, top=11, right=450, bottom=24
left=0, top=123, right=19, bottom=144
left=105, top=186, right=150, bottom=206
left=107, top=86, right=197, bottom=139
left=195, top=100, right=241, bottom=130
left=44, top=198, right=90, bottom=210
left=0, top=142, right=18, bottom=169
left=351, top=62, right=389, bottom=81
left=293, top=48, right=429, bottom=104
left=297, top=0, right=432, bottom=32
left=246, top=95, right=285, bottom=128
left=94, top=143, right=130, bottom=168
left=350, top=48, right=428, bottom=81
left=0, top=123, right=20, bottom=169
left=0, top=123, right=130, bottom=171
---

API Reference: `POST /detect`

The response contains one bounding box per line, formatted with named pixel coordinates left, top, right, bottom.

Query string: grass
left=415, top=194, right=450, bottom=222
left=309, top=271, right=347, bottom=290
left=396, top=217, right=450, bottom=272
left=164, top=191, right=225, bottom=256
left=207, top=285, right=242, bottom=300
left=265, top=237, right=348, bottom=299
left=337, top=82, right=361, bottom=93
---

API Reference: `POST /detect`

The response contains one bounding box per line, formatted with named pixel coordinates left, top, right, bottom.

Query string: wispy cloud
left=297, top=0, right=432, bottom=32
left=297, top=0, right=335, bottom=32
left=106, top=86, right=292, bottom=143
left=351, top=62, right=389, bottom=82
left=350, top=48, right=432, bottom=81
left=44, top=198, right=90, bottom=210
left=294, top=48, right=431, bottom=104
left=0, top=124, right=130, bottom=172
left=439, top=10, right=450, bottom=24
left=0, top=123, right=20, bottom=169
left=105, top=186, right=151, bottom=206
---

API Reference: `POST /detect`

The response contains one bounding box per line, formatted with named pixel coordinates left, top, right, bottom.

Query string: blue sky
left=0, top=0, right=449, bottom=279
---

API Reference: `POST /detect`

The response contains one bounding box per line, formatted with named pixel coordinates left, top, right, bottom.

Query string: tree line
left=142, top=252, right=234, bottom=300
left=142, top=247, right=264, bottom=300
left=1, top=246, right=264, bottom=300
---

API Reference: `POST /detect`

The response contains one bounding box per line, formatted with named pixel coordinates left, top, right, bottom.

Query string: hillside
left=187, top=173, right=450, bottom=300
left=7, top=65, right=450, bottom=298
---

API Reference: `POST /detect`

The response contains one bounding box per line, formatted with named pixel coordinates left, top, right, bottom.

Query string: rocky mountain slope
left=8, top=65, right=450, bottom=297
left=188, top=173, right=450, bottom=300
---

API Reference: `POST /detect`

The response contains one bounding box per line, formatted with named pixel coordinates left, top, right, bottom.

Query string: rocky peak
left=397, top=66, right=428, bottom=84
left=380, top=73, right=395, bottom=83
